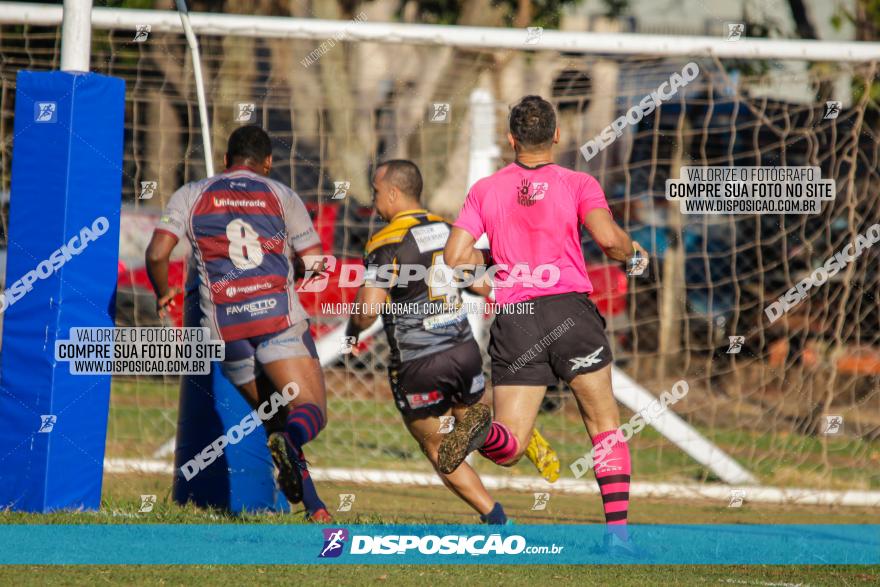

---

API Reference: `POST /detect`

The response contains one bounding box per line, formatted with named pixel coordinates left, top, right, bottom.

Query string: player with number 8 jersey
left=157, top=159, right=316, bottom=341
left=146, top=126, right=332, bottom=522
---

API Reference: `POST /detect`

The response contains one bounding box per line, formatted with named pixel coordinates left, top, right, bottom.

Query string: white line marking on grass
left=103, top=459, right=880, bottom=507
left=720, top=579, right=806, bottom=587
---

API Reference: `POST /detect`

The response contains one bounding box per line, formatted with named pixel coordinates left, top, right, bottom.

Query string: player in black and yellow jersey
left=345, top=160, right=558, bottom=524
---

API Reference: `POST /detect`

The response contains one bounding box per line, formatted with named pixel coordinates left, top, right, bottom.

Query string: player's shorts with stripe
left=220, top=319, right=317, bottom=386
left=489, top=292, right=613, bottom=387
left=390, top=339, right=486, bottom=420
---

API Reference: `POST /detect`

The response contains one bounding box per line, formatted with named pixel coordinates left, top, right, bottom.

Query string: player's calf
left=592, top=429, right=631, bottom=537
left=478, top=421, right=523, bottom=467
left=285, top=402, right=325, bottom=448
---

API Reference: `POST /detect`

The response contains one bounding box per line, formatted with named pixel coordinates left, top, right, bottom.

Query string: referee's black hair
left=377, top=159, right=423, bottom=202
left=508, top=95, right=557, bottom=151
left=226, top=125, right=272, bottom=164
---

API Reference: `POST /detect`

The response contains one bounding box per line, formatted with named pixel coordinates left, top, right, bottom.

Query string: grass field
left=2, top=474, right=878, bottom=585
left=3, top=378, right=879, bottom=584
left=2, top=564, right=878, bottom=586
left=107, top=375, right=880, bottom=489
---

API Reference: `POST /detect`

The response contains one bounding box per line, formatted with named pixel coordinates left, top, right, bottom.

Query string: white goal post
left=7, top=2, right=880, bottom=498
left=4, top=2, right=879, bottom=62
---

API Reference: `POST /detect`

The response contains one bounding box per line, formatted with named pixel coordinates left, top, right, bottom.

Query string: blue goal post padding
left=172, top=268, right=289, bottom=513
left=0, top=71, right=124, bottom=512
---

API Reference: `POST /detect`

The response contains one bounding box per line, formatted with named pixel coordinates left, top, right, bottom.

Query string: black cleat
left=437, top=403, right=492, bottom=474
left=267, top=432, right=303, bottom=504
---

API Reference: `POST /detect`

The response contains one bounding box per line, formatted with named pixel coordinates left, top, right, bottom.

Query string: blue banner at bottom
left=0, top=524, right=876, bottom=565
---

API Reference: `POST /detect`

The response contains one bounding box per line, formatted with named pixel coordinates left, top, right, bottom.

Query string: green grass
left=6, top=376, right=880, bottom=585
left=1, top=565, right=878, bottom=586
left=4, top=474, right=878, bottom=526
left=106, top=376, right=880, bottom=489
left=2, top=480, right=878, bottom=586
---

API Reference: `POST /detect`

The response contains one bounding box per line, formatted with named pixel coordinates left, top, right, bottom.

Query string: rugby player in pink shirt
left=440, top=96, right=648, bottom=554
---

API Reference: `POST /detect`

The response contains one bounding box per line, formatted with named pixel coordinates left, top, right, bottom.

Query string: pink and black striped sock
left=592, top=429, right=631, bottom=539
left=284, top=403, right=325, bottom=448
left=478, top=422, right=520, bottom=465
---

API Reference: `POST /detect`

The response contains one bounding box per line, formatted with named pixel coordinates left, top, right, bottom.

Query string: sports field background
left=3, top=469, right=878, bottom=585
left=5, top=375, right=879, bottom=524
left=106, top=374, right=880, bottom=490
left=1, top=2, right=879, bottom=584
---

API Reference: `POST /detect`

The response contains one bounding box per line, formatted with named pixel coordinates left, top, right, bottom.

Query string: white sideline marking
left=318, top=318, right=758, bottom=485
left=314, top=320, right=384, bottom=367
left=152, top=437, right=176, bottom=459
left=720, top=581, right=805, bottom=587
left=103, top=459, right=880, bottom=507
left=104, top=458, right=175, bottom=475
left=155, top=317, right=758, bottom=485
left=150, top=320, right=387, bottom=460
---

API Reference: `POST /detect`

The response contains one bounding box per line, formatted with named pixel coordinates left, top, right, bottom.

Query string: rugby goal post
left=5, top=3, right=880, bottom=497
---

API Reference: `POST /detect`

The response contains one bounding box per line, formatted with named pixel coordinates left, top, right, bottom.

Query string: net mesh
left=1, top=21, right=878, bottom=491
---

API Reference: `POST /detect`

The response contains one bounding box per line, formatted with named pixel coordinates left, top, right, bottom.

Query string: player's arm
left=284, top=187, right=326, bottom=279
left=346, top=285, right=387, bottom=337
left=465, top=279, right=492, bottom=297
left=145, top=231, right=180, bottom=319
left=446, top=185, right=489, bottom=272
left=582, top=209, right=637, bottom=262
left=578, top=175, right=648, bottom=265
left=146, top=187, right=188, bottom=318
left=345, top=241, right=396, bottom=343
left=292, top=244, right=324, bottom=280
left=444, top=227, right=490, bottom=272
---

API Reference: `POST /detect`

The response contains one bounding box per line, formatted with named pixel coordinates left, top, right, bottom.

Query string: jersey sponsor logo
left=470, top=373, right=485, bottom=394
left=223, top=361, right=251, bottom=372
left=593, top=455, right=624, bottom=473
left=225, top=281, right=273, bottom=298
left=291, top=227, right=316, bottom=242
left=411, top=223, right=450, bottom=253
left=406, top=390, right=443, bottom=409
left=213, top=197, right=267, bottom=208
left=262, top=336, right=299, bottom=347
left=530, top=182, right=549, bottom=200
left=225, top=298, right=278, bottom=317
left=422, top=306, right=467, bottom=330
left=516, top=179, right=550, bottom=207
left=569, top=346, right=604, bottom=371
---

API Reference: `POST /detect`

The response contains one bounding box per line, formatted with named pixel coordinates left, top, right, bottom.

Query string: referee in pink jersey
left=439, top=95, right=648, bottom=555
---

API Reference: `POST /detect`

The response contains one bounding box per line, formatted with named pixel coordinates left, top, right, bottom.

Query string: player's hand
left=156, top=288, right=182, bottom=319
left=343, top=321, right=360, bottom=356
left=292, top=254, right=306, bottom=280
left=627, top=242, right=649, bottom=276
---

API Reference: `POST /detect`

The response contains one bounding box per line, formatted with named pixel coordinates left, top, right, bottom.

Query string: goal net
left=0, top=11, right=878, bottom=497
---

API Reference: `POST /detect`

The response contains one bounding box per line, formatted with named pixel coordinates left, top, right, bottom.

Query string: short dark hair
left=226, top=125, right=272, bottom=163
left=508, top=95, right=556, bottom=151
left=377, top=159, right=423, bottom=201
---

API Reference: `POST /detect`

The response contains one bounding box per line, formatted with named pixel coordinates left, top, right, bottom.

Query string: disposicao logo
left=319, top=528, right=349, bottom=558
